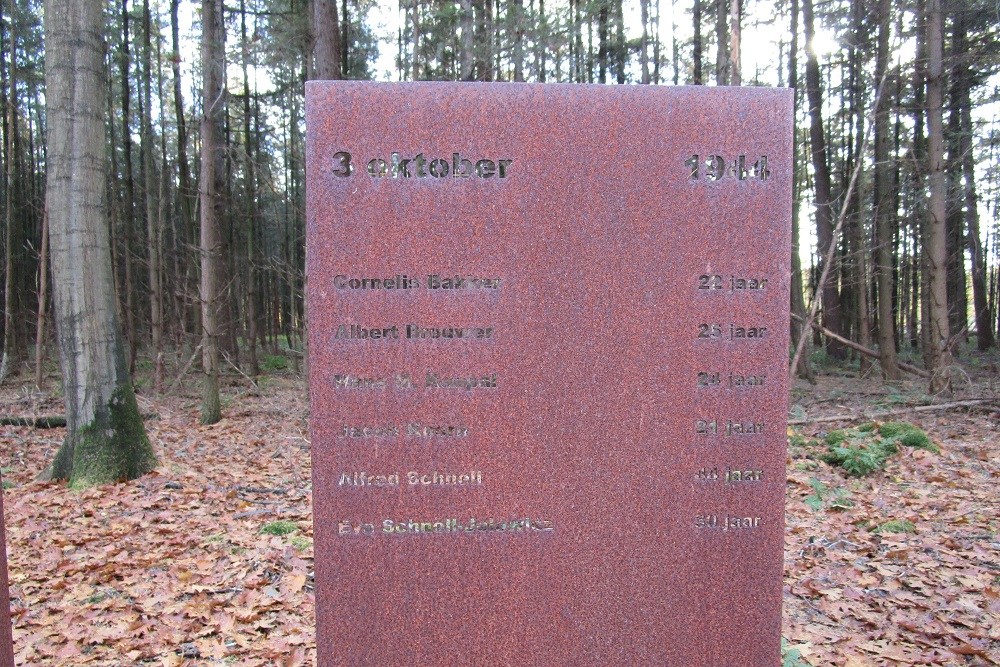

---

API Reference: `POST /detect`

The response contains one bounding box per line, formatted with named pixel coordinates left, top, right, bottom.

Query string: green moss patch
left=260, top=520, right=298, bottom=536
left=820, top=421, right=937, bottom=476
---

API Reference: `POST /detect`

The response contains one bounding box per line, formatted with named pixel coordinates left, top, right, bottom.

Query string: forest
left=0, top=0, right=998, bottom=664
left=0, top=0, right=998, bottom=406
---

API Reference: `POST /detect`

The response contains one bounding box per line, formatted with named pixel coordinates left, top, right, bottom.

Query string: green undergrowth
left=261, top=354, right=289, bottom=373
left=790, top=421, right=937, bottom=477
left=782, top=639, right=812, bottom=667
left=803, top=478, right=854, bottom=512
left=876, top=519, right=917, bottom=534
left=260, top=520, right=298, bottom=536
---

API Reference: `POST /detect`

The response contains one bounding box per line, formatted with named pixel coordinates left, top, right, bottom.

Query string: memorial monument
left=306, top=82, right=792, bottom=666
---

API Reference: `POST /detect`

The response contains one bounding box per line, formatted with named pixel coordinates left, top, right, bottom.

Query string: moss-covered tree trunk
left=45, top=0, right=157, bottom=487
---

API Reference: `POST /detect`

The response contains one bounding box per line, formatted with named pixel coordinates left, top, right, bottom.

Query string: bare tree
left=313, top=0, right=342, bottom=79
left=872, top=0, right=901, bottom=379
left=692, top=0, right=703, bottom=83
left=952, top=9, right=993, bottom=350
left=715, top=0, right=728, bottom=84
left=788, top=0, right=813, bottom=381
left=142, top=0, right=163, bottom=392
left=729, top=0, right=740, bottom=85
left=460, top=0, right=475, bottom=80
left=45, top=0, right=156, bottom=485
left=923, top=0, right=952, bottom=392
left=200, top=0, right=225, bottom=423
left=803, top=0, right=846, bottom=359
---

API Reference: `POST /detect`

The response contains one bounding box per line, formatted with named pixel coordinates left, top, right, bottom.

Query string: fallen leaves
left=1, top=373, right=998, bottom=664
left=1, top=377, right=315, bottom=665
left=786, top=377, right=1000, bottom=666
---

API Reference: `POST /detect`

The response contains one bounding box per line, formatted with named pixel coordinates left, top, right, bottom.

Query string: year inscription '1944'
left=685, top=154, right=770, bottom=181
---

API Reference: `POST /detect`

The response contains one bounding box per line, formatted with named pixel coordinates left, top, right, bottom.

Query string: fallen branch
left=791, top=313, right=930, bottom=378
left=168, top=343, right=203, bottom=394
left=0, top=415, right=66, bottom=428
left=789, top=73, right=888, bottom=380
left=788, top=398, right=997, bottom=425
left=0, top=413, right=159, bottom=429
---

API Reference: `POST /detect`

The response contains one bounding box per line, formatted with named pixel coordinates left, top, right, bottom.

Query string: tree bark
left=0, top=6, right=18, bottom=384
left=45, top=0, right=156, bottom=486
left=598, top=3, right=608, bottom=83
left=34, top=207, right=48, bottom=389
left=802, top=0, right=845, bottom=359
left=199, top=0, right=225, bottom=424
left=640, top=0, right=650, bottom=83
left=512, top=0, right=524, bottom=81
left=170, top=0, right=195, bottom=351
left=944, top=31, right=966, bottom=343
left=715, top=0, right=728, bottom=85
left=240, top=0, right=260, bottom=377
left=692, top=0, right=702, bottom=84
left=118, top=0, right=138, bottom=375
left=848, top=0, right=872, bottom=375
left=142, top=0, right=163, bottom=393
left=788, top=0, right=813, bottom=382
left=728, top=0, right=740, bottom=85
left=460, top=0, right=475, bottom=80
left=613, top=0, right=625, bottom=84
left=537, top=0, right=546, bottom=82
left=911, top=0, right=930, bottom=356
left=872, top=0, right=900, bottom=379
left=924, top=0, right=953, bottom=393
left=952, top=12, right=993, bottom=350
left=313, top=0, right=342, bottom=79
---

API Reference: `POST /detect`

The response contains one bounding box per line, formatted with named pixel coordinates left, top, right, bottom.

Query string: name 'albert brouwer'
left=306, top=81, right=792, bottom=666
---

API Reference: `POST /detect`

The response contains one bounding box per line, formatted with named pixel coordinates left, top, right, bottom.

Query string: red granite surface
left=306, top=82, right=792, bottom=666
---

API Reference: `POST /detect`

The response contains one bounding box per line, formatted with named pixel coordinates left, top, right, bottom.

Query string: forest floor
left=0, top=351, right=998, bottom=666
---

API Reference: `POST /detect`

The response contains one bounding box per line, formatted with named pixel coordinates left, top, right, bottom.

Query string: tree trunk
left=802, top=0, right=845, bottom=359
left=410, top=0, right=419, bottom=80
left=728, top=0, right=740, bottom=85
left=788, top=0, right=813, bottom=382
left=848, top=0, right=872, bottom=375
left=911, top=0, right=930, bottom=356
left=613, top=0, right=625, bottom=84
left=119, top=0, right=139, bottom=374
left=640, top=0, right=650, bottom=83
left=313, top=0, right=342, bottom=80
left=871, top=0, right=900, bottom=379
left=200, top=0, right=225, bottom=424
left=340, top=0, right=349, bottom=76
left=598, top=3, right=608, bottom=83
left=170, top=0, right=195, bottom=351
left=142, top=0, right=163, bottom=393
left=692, top=0, right=702, bottom=84
left=460, top=0, right=475, bottom=80
left=45, top=0, right=156, bottom=487
left=952, top=12, right=993, bottom=350
left=34, top=207, right=48, bottom=389
left=924, top=0, right=953, bottom=393
left=715, top=0, right=728, bottom=85
left=961, top=92, right=992, bottom=350
left=0, top=6, right=18, bottom=384
left=240, top=0, right=260, bottom=377
left=944, top=36, right=966, bottom=344
left=512, top=0, right=524, bottom=81
left=537, top=0, right=546, bottom=82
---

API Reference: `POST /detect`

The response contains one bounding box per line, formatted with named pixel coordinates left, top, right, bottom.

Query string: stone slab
left=306, top=82, right=792, bottom=667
